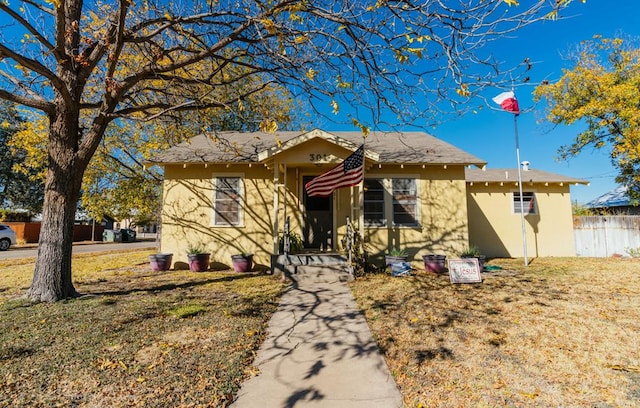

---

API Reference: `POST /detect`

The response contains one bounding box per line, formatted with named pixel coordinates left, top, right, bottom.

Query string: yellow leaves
left=456, top=84, right=470, bottom=97
left=336, top=76, right=351, bottom=89
left=351, top=118, right=370, bottom=136
left=404, top=34, right=431, bottom=44
left=289, top=13, right=304, bottom=24
left=294, top=34, right=309, bottom=44
left=394, top=49, right=409, bottom=64
left=46, top=0, right=62, bottom=9
left=259, top=119, right=278, bottom=133
left=95, top=358, right=128, bottom=371
left=164, top=11, right=171, bottom=20
left=330, top=99, right=339, bottom=114
left=305, top=68, right=317, bottom=81
left=260, top=18, right=278, bottom=35
left=407, top=47, right=424, bottom=59
left=502, top=0, right=519, bottom=6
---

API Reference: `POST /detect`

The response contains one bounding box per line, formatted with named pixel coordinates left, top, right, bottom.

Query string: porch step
left=270, top=253, right=350, bottom=279
left=288, top=264, right=354, bottom=284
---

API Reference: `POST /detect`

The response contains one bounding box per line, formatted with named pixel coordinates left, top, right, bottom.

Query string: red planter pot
left=187, top=253, right=211, bottom=272
left=423, top=254, right=446, bottom=273
left=149, top=253, right=173, bottom=271
left=231, top=254, right=253, bottom=272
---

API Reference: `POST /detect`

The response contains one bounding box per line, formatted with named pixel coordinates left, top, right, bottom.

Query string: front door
left=302, top=176, right=333, bottom=251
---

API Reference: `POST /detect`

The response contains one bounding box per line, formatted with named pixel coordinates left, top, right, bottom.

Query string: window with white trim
left=363, top=177, right=419, bottom=227
left=364, top=179, right=385, bottom=226
left=213, top=177, right=243, bottom=226
left=513, top=191, right=536, bottom=214
left=392, top=178, right=418, bottom=226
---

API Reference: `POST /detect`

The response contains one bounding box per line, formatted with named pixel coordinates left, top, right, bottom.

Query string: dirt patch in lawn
left=0, top=250, right=284, bottom=407
left=351, top=257, right=640, bottom=407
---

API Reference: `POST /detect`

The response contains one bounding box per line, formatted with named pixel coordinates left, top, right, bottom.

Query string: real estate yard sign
left=448, top=258, right=482, bottom=284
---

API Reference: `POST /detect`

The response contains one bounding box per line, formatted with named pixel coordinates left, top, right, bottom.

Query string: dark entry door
left=303, top=176, right=333, bottom=251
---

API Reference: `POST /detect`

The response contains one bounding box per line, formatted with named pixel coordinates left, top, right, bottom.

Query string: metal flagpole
left=358, top=138, right=365, bottom=256
left=513, top=114, right=529, bottom=266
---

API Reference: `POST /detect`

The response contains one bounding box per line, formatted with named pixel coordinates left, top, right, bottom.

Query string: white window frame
left=211, top=174, right=245, bottom=227
left=363, top=176, right=420, bottom=228
left=363, top=178, right=386, bottom=226
left=391, top=177, right=419, bottom=227
left=513, top=191, right=536, bottom=215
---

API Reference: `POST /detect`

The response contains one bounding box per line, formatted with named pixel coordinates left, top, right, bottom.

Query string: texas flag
left=492, top=91, right=520, bottom=115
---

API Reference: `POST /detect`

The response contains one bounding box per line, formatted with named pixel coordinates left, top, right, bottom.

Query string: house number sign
left=309, top=153, right=334, bottom=163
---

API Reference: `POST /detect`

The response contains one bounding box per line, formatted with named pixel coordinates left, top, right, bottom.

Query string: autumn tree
left=535, top=36, right=640, bottom=200
left=0, top=0, right=579, bottom=302
left=81, top=82, right=300, bottom=228
left=0, top=101, right=44, bottom=214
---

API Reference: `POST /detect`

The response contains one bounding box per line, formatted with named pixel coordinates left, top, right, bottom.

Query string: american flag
left=305, top=145, right=364, bottom=197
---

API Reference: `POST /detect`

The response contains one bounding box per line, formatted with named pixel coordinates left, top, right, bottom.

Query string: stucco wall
left=466, top=184, right=576, bottom=257
left=161, top=163, right=276, bottom=270
left=160, top=161, right=472, bottom=269
left=361, top=165, right=469, bottom=266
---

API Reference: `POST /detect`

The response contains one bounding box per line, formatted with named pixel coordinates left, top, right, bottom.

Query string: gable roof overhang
left=256, top=129, right=379, bottom=169
left=146, top=128, right=487, bottom=169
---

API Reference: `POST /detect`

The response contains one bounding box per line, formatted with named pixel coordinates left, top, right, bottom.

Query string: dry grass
left=0, top=249, right=284, bottom=407
left=351, top=257, right=640, bottom=408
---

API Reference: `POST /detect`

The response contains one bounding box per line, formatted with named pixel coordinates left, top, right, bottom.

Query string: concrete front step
left=271, top=253, right=348, bottom=276
left=289, top=264, right=354, bottom=284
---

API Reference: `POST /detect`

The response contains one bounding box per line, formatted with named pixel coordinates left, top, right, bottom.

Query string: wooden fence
left=573, top=216, right=640, bottom=257
left=4, top=222, right=105, bottom=244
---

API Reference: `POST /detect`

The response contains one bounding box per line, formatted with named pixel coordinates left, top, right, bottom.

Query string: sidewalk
left=231, top=266, right=403, bottom=408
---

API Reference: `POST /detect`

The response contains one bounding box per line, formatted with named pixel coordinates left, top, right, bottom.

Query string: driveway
left=0, top=241, right=158, bottom=260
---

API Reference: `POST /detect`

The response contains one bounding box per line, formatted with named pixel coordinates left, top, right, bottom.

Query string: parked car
left=0, top=224, right=17, bottom=251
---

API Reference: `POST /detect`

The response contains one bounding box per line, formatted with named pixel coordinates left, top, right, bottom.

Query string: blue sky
left=320, top=1, right=638, bottom=204
left=434, top=0, right=639, bottom=204
left=1, top=1, right=634, bottom=204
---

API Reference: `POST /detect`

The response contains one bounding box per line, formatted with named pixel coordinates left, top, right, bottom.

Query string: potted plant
left=460, top=245, right=485, bottom=271
left=385, top=248, right=408, bottom=268
left=231, top=251, right=253, bottom=272
left=149, top=253, right=173, bottom=271
left=187, top=243, right=211, bottom=272
left=278, top=231, right=303, bottom=254
left=423, top=254, right=447, bottom=273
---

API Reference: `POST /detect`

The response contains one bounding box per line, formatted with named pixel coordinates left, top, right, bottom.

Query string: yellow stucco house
left=466, top=167, right=588, bottom=258
left=150, top=129, right=586, bottom=270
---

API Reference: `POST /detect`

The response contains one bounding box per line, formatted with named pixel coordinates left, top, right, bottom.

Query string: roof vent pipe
left=521, top=161, right=530, bottom=171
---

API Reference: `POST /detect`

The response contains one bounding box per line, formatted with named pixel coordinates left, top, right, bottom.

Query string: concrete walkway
left=231, top=266, right=403, bottom=408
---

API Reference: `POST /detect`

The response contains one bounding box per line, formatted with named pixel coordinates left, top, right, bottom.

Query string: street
left=0, top=240, right=158, bottom=260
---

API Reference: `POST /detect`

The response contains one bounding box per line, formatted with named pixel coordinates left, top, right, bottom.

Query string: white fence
left=574, top=216, right=640, bottom=257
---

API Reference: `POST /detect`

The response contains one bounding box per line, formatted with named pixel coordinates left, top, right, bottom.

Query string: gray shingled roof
left=148, top=129, right=486, bottom=166
left=466, top=168, right=588, bottom=185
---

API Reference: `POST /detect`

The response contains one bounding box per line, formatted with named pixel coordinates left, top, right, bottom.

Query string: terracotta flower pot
left=187, top=253, right=211, bottom=272
left=231, top=254, right=253, bottom=272
left=149, top=253, right=173, bottom=271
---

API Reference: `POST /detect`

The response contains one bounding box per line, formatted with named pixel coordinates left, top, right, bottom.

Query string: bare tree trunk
left=27, top=105, right=85, bottom=302
left=28, top=182, right=81, bottom=302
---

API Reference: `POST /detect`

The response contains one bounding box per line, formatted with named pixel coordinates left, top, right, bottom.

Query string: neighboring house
left=586, top=185, right=640, bottom=215
left=466, top=167, right=588, bottom=258
left=150, top=129, right=486, bottom=268
left=149, top=129, right=585, bottom=268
